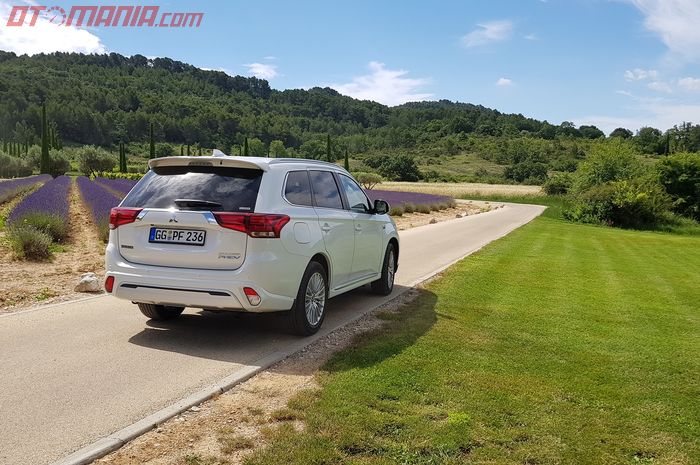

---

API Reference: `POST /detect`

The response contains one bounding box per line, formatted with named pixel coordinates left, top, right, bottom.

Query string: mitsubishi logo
left=169, top=215, right=178, bottom=223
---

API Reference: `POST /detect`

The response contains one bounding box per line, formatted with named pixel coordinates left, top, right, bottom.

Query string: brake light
left=213, top=213, right=290, bottom=238
left=109, top=207, right=142, bottom=229
left=243, top=287, right=261, bottom=306
left=104, top=276, right=115, bottom=293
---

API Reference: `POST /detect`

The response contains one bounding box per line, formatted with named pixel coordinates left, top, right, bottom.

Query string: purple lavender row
left=0, top=174, right=52, bottom=204
left=365, top=189, right=451, bottom=207
left=7, top=176, right=71, bottom=224
left=76, top=177, right=122, bottom=239
left=94, top=177, right=138, bottom=197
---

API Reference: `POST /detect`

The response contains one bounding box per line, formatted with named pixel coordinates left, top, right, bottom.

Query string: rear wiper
left=174, top=199, right=222, bottom=209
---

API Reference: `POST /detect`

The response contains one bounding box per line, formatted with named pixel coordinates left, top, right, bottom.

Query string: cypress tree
left=149, top=122, right=155, bottom=159
left=24, top=141, right=28, bottom=155
left=40, top=103, right=50, bottom=174
left=326, top=134, right=332, bottom=162
left=198, top=146, right=202, bottom=156
left=344, top=148, right=349, bottom=171
left=243, top=137, right=249, bottom=156
left=2, top=139, right=6, bottom=153
left=187, top=144, right=191, bottom=156
left=180, top=145, right=184, bottom=156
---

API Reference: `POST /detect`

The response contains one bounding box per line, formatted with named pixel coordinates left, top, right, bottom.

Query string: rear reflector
left=213, top=213, right=290, bottom=238
left=109, top=207, right=143, bottom=229
left=243, top=287, right=261, bottom=306
left=105, top=276, right=115, bottom=293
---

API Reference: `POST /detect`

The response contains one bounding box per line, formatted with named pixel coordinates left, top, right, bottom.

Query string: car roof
left=148, top=156, right=348, bottom=173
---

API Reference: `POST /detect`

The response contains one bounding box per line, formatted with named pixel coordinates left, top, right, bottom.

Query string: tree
left=247, top=138, right=266, bottom=157
left=657, top=152, right=700, bottom=220
left=354, top=172, right=382, bottom=189
left=39, top=103, right=50, bottom=174
left=149, top=122, right=155, bottom=159
left=269, top=140, right=286, bottom=158
left=377, top=155, right=422, bottom=181
left=635, top=127, right=664, bottom=155
left=344, top=148, right=349, bottom=171
left=610, top=127, right=633, bottom=139
left=326, top=134, right=332, bottom=162
left=78, top=145, right=116, bottom=176
left=573, top=140, right=642, bottom=193
left=578, top=125, right=605, bottom=139
left=243, top=137, right=249, bottom=156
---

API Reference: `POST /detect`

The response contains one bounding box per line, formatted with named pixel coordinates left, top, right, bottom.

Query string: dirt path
left=0, top=178, right=105, bottom=311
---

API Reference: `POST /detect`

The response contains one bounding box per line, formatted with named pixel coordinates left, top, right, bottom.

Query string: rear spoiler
left=148, top=156, right=268, bottom=172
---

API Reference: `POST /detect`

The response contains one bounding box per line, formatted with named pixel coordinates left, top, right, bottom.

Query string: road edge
left=51, top=203, right=545, bottom=465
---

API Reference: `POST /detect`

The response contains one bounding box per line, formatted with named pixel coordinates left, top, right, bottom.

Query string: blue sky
left=1, top=0, right=700, bottom=133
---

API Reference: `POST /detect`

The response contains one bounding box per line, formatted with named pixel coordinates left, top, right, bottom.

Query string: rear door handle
left=354, top=224, right=362, bottom=232
left=321, top=223, right=331, bottom=233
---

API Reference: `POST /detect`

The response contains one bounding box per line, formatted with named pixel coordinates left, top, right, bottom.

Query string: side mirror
left=373, top=199, right=389, bottom=215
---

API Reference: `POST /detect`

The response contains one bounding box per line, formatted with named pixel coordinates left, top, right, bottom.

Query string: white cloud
left=496, top=77, right=513, bottom=86
left=329, top=61, right=432, bottom=106
left=647, top=81, right=673, bottom=92
left=263, top=56, right=276, bottom=60
left=678, top=77, right=700, bottom=91
left=626, top=0, right=700, bottom=62
left=461, top=20, right=513, bottom=48
left=624, top=68, right=658, bottom=81
left=0, top=1, right=105, bottom=55
left=524, top=33, right=538, bottom=41
left=244, top=62, right=278, bottom=80
left=616, top=90, right=634, bottom=96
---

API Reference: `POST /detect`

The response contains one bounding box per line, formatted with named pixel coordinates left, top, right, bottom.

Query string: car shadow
left=126, top=284, right=437, bottom=368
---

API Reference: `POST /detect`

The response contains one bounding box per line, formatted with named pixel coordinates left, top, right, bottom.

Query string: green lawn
left=248, top=214, right=700, bottom=464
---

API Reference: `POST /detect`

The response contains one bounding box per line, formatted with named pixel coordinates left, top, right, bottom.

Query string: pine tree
left=243, top=137, right=249, bottom=156
left=344, top=148, right=349, bottom=171
left=40, top=103, right=50, bottom=174
left=149, top=122, right=155, bottom=159
left=326, top=134, right=332, bottom=163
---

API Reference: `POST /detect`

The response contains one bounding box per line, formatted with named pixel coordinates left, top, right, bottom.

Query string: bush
left=657, top=152, right=700, bottom=220
left=15, top=212, right=69, bottom=242
left=8, top=225, right=53, bottom=261
left=78, top=146, right=116, bottom=176
left=416, top=203, right=431, bottom=214
left=353, top=172, right=383, bottom=190
left=543, top=173, right=573, bottom=195
left=370, top=154, right=422, bottom=181
left=573, top=140, right=642, bottom=193
left=96, top=171, right=144, bottom=180
left=0, top=153, right=33, bottom=178
left=504, top=161, right=547, bottom=184
left=49, top=152, right=72, bottom=177
left=389, top=205, right=404, bottom=216
left=403, top=202, right=416, bottom=214
left=564, top=177, right=670, bottom=228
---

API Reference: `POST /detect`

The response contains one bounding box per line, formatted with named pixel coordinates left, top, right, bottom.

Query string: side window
left=284, top=171, right=313, bottom=206
left=309, top=170, right=343, bottom=209
left=339, top=175, right=371, bottom=213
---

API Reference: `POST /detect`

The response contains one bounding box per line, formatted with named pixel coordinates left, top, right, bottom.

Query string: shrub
left=49, top=152, right=72, bottom=177
left=403, top=202, right=416, bottom=214
left=504, top=161, right=547, bottom=184
left=389, top=205, right=404, bottom=216
left=353, top=172, right=383, bottom=190
left=657, top=152, right=700, bottom=220
left=564, top=177, right=670, bottom=228
left=375, top=154, right=422, bottom=181
left=573, top=140, right=642, bottom=193
left=78, top=146, right=116, bottom=176
left=0, top=153, right=33, bottom=178
left=97, top=171, right=144, bottom=180
left=15, top=212, right=69, bottom=242
left=543, top=173, right=573, bottom=195
left=416, top=203, right=431, bottom=214
left=8, top=225, right=53, bottom=261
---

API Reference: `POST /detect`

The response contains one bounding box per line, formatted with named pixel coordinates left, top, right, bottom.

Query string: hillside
left=0, top=51, right=697, bottom=183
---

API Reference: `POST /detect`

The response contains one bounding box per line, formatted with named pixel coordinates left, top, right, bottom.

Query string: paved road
left=0, top=203, right=544, bottom=465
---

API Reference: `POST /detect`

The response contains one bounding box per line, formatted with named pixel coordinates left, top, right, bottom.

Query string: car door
left=337, top=174, right=383, bottom=280
left=309, top=170, right=355, bottom=289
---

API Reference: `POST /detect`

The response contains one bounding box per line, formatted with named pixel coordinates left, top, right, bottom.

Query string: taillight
left=243, top=287, right=261, bottom=306
left=105, top=276, right=115, bottom=293
left=109, top=207, right=142, bottom=229
left=213, top=213, right=290, bottom=238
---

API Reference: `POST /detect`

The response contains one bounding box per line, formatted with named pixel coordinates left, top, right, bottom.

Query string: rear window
left=121, top=166, right=262, bottom=212
left=284, top=171, right=313, bottom=206
left=309, top=170, right=343, bottom=209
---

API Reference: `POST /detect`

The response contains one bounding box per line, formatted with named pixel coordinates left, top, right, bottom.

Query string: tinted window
left=284, top=171, right=313, bottom=206
left=309, top=170, right=343, bottom=209
left=339, top=175, right=371, bottom=213
left=121, top=166, right=262, bottom=212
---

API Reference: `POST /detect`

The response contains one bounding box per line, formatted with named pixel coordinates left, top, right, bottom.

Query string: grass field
left=247, top=211, right=700, bottom=464
left=375, top=181, right=543, bottom=198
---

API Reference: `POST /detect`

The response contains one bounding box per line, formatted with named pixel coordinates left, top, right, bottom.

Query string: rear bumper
left=104, top=244, right=296, bottom=312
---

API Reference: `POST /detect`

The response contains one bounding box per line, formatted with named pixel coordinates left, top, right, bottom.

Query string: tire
left=371, top=243, right=396, bottom=296
left=289, top=261, right=328, bottom=336
left=137, top=303, right=184, bottom=320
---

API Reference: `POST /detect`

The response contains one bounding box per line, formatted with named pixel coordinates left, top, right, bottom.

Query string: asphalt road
left=0, top=202, right=544, bottom=465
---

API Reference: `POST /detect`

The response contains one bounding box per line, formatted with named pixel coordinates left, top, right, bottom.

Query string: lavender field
left=94, top=177, right=137, bottom=197
left=77, top=177, right=122, bottom=241
left=0, top=174, right=52, bottom=204
left=365, top=189, right=455, bottom=215
left=8, top=176, right=71, bottom=226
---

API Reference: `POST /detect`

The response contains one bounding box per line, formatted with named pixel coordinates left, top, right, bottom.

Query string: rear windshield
left=121, top=166, right=262, bottom=212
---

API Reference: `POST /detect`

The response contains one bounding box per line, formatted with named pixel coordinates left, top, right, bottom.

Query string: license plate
left=149, top=227, right=206, bottom=246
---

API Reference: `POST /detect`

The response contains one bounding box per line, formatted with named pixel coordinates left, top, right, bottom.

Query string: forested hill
left=0, top=51, right=581, bottom=151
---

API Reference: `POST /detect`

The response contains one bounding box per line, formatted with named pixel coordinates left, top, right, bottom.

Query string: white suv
left=104, top=155, right=399, bottom=335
